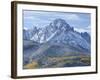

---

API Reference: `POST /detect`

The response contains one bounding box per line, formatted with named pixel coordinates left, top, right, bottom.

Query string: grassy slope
left=23, top=54, right=90, bottom=69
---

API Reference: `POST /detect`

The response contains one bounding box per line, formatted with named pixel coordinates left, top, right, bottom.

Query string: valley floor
left=23, top=55, right=91, bottom=69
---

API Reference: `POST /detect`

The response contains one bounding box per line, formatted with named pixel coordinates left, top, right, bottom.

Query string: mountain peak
left=53, top=18, right=67, bottom=24
left=50, top=18, right=71, bottom=31
left=23, top=18, right=90, bottom=52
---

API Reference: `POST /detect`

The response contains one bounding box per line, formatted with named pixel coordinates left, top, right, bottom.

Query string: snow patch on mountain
left=23, top=18, right=91, bottom=51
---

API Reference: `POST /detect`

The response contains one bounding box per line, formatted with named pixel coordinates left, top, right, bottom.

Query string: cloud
left=74, top=28, right=86, bottom=33
left=24, top=16, right=34, bottom=20
left=24, top=10, right=81, bottom=21
left=74, top=25, right=91, bottom=34
left=66, top=14, right=80, bottom=21
left=23, top=10, right=90, bottom=31
left=86, top=25, right=91, bottom=29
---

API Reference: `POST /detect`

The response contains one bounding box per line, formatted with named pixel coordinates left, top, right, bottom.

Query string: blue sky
left=23, top=10, right=91, bottom=33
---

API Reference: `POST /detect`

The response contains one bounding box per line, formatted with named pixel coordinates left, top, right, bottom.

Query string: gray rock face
left=23, top=18, right=90, bottom=51
left=23, top=18, right=91, bottom=68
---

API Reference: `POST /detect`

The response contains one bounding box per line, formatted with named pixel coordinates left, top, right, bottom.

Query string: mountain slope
left=23, top=18, right=91, bottom=68
left=24, top=18, right=90, bottom=50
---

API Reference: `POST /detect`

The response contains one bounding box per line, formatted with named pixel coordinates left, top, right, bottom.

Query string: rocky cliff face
left=23, top=18, right=91, bottom=68
left=23, top=18, right=90, bottom=51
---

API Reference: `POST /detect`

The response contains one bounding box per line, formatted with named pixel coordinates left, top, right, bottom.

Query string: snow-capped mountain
left=23, top=18, right=91, bottom=52
left=23, top=26, right=41, bottom=40
left=23, top=18, right=91, bottom=67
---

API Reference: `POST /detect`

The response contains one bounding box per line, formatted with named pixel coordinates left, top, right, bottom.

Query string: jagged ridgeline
left=23, top=18, right=91, bottom=69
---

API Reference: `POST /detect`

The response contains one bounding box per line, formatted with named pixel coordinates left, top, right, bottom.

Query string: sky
left=23, top=10, right=91, bottom=33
